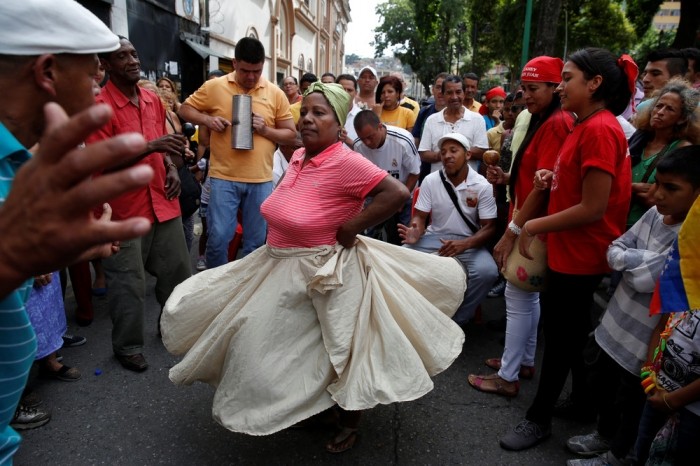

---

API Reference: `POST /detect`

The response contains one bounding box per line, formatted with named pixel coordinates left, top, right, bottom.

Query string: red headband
left=617, top=54, right=638, bottom=96
left=617, top=54, right=639, bottom=112
left=485, top=86, right=507, bottom=101
left=521, top=56, right=564, bottom=84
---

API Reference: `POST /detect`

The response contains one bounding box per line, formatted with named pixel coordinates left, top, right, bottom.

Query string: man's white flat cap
left=438, top=133, right=471, bottom=151
left=0, top=0, right=120, bottom=56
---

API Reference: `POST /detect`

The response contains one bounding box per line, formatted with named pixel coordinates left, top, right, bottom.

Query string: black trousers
left=526, top=270, right=603, bottom=425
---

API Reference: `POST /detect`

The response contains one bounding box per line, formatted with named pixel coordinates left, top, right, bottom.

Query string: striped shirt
left=0, top=123, right=37, bottom=465
left=595, top=206, right=681, bottom=375
left=261, top=142, right=387, bottom=248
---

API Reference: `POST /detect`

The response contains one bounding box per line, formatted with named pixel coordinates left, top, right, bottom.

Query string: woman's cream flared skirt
left=161, top=236, right=466, bottom=435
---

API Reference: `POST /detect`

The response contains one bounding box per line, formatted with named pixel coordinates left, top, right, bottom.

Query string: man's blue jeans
left=206, top=178, right=272, bottom=267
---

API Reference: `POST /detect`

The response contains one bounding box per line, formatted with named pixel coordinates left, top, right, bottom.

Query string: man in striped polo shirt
left=353, top=110, right=420, bottom=245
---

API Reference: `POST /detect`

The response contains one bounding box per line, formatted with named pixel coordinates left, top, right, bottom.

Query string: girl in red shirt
left=499, top=48, right=638, bottom=451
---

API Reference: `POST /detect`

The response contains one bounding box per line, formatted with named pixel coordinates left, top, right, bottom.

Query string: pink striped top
left=261, top=142, right=387, bottom=247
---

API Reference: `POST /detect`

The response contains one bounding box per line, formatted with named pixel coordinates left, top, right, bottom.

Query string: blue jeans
left=405, top=232, right=498, bottom=324
left=206, top=178, right=272, bottom=267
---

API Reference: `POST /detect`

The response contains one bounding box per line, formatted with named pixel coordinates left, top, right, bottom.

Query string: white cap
left=358, top=66, right=378, bottom=79
left=437, top=133, right=471, bottom=151
left=0, top=0, right=120, bottom=56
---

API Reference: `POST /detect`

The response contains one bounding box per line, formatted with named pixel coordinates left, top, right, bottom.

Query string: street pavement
left=14, top=238, right=595, bottom=465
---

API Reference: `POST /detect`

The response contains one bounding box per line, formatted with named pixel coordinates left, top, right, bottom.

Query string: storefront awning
left=182, top=38, right=228, bottom=59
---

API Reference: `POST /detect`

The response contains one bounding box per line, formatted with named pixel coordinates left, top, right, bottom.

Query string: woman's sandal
left=41, top=364, right=81, bottom=382
left=467, top=373, right=519, bottom=397
left=325, top=426, right=358, bottom=454
left=484, top=358, right=536, bottom=379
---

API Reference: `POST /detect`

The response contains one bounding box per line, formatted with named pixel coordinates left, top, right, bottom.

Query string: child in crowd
left=566, top=145, right=700, bottom=466
left=633, top=146, right=700, bottom=465
left=480, top=86, right=507, bottom=131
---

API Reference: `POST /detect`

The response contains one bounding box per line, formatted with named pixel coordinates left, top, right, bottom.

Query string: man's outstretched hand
left=0, top=102, right=154, bottom=296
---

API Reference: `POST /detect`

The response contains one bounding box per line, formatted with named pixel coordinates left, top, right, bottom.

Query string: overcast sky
left=345, top=0, right=381, bottom=58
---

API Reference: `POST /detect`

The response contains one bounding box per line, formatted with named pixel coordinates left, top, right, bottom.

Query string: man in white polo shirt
left=354, top=110, right=420, bottom=244
left=418, top=75, right=488, bottom=173
left=400, top=133, right=498, bottom=325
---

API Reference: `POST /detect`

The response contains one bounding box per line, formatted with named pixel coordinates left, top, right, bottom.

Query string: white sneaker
left=196, top=257, right=207, bottom=271
left=566, top=431, right=611, bottom=456
left=567, top=451, right=623, bottom=466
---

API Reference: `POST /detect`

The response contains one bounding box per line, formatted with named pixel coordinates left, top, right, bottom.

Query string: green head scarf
left=303, top=81, right=351, bottom=127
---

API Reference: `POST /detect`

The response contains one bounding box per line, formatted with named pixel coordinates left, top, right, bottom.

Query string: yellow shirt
left=401, top=96, right=420, bottom=117
left=487, top=122, right=504, bottom=151
left=380, top=106, right=417, bottom=131
left=290, top=101, right=301, bottom=125
left=466, top=100, right=482, bottom=113
left=184, top=74, right=292, bottom=183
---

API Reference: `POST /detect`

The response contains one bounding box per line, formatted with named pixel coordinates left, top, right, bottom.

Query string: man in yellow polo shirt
left=179, top=37, right=296, bottom=267
left=462, top=72, right=482, bottom=113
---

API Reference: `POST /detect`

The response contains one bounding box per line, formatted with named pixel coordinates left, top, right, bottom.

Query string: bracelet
left=166, top=162, right=177, bottom=170
left=662, top=393, right=674, bottom=411
left=508, top=221, right=522, bottom=236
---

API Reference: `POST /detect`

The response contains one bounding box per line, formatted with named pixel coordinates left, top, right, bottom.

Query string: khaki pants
left=104, top=217, right=191, bottom=356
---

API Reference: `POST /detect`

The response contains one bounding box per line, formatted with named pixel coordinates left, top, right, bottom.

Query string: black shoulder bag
left=438, top=170, right=479, bottom=234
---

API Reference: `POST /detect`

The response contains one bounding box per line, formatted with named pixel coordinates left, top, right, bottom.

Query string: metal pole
left=520, top=0, right=533, bottom=69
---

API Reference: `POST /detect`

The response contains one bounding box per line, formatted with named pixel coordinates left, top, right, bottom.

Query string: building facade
left=75, top=0, right=351, bottom=99
left=652, top=1, right=681, bottom=32
left=207, top=0, right=351, bottom=87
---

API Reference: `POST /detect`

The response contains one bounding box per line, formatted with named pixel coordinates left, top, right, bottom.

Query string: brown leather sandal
left=468, top=373, right=519, bottom=397
left=325, top=427, right=358, bottom=453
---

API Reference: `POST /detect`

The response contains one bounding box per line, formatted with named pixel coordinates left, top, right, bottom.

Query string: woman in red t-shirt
left=499, top=48, right=638, bottom=451
left=468, top=57, right=574, bottom=398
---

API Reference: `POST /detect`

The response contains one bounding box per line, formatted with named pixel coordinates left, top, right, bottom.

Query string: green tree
left=566, top=0, right=635, bottom=55
left=345, top=53, right=361, bottom=65
left=494, top=0, right=527, bottom=87
left=625, top=0, right=664, bottom=38
left=630, top=25, right=675, bottom=66
left=465, top=0, right=502, bottom=77
left=374, top=0, right=470, bottom=94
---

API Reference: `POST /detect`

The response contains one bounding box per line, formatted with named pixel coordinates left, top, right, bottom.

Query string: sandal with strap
left=325, top=426, right=358, bottom=454
left=468, top=373, right=519, bottom=397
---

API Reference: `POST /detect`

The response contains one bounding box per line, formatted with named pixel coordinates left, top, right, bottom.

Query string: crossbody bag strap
left=439, top=170, right=479, bottom=234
